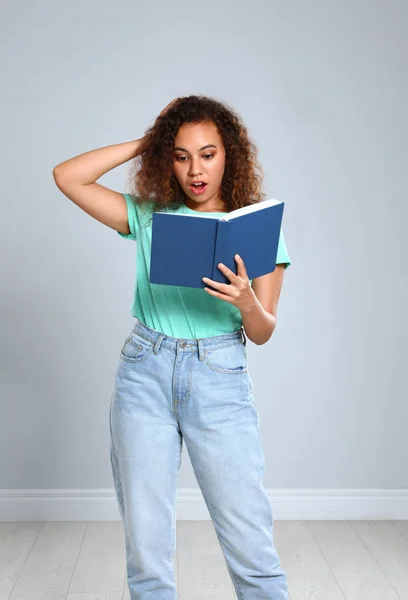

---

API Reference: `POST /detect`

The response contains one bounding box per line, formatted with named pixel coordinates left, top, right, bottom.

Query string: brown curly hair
left=126, top=95, right=266, bottom=213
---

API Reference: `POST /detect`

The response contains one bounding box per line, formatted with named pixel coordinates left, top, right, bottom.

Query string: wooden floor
left=1, top=520, right=408, bottom=599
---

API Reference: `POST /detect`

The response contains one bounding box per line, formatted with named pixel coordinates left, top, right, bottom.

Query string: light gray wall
left=1, top=0, right=406, bottom=492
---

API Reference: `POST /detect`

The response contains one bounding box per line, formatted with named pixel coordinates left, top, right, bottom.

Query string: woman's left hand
left=202, top=254, right=256, bottom=313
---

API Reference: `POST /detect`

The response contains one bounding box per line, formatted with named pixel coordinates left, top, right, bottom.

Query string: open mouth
left=189, top=182, right=207, bottom=194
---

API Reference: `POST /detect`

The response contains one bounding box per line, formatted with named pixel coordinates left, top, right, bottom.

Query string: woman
left=53, top=95, right=291, bottom=600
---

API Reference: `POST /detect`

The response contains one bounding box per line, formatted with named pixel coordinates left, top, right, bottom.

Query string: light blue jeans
left=109, top=317, right=289, bottom=599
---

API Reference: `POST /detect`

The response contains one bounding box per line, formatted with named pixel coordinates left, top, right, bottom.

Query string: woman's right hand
left=159, top=98, right=179, bottom=118
left=140, top=99, right=179, bottom=146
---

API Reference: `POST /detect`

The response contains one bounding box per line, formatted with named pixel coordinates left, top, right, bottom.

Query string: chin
left=185, top=192, right=207, bottom=202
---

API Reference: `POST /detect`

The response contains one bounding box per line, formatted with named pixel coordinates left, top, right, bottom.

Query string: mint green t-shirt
left=117, top=194, right=291, bottom=339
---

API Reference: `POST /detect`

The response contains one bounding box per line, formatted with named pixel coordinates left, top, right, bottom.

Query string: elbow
left=53, top=165, right=64, bottom=182
left=258, top=317, right=277, bottom=345
left=53, top=160, right=73, bottom=180
left=248, top=329, right=275, bottom=346
left=53, top=165, right=73, bottom=189
left=255, top=334, right=273, bottom=346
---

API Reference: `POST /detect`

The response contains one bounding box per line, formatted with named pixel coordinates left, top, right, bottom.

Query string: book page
left=220, top=198, right=281, bottom=221
left=154, top=213, right=219, bottom=219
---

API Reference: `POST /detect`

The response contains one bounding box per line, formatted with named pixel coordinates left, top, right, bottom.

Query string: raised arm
left=52, top=138, right=147, bottom=235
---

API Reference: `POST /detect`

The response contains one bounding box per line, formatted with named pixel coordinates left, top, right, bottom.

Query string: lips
left=189, top=182, right=208, bottom=194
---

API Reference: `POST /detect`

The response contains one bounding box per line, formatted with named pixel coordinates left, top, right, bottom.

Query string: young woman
left=53, top=95, right=291, bottom=600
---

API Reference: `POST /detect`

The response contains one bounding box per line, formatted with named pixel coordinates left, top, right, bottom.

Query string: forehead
left=174, top=121, right=223, bottom=148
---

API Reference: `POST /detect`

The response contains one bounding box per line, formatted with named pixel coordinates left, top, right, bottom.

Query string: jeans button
left=180, top=341, right=186, bottom=348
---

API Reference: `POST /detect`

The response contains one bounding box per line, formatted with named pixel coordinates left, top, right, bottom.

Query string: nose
left=188, top=158, right=202, bottom=176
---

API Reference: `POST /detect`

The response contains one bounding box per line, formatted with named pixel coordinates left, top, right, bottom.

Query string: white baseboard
left=1, top=489, right=407, bottom=522
left=0, top=489, right=408, bottom=521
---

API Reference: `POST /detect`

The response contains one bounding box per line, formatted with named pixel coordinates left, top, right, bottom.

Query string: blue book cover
left=149, top=199, right=284, bottom=289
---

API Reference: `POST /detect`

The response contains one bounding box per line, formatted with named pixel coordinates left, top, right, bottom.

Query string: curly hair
left=126, top=95, right=266, bottom=213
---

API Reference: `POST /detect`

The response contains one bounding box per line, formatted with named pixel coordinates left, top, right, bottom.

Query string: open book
left=149, top=199, right=284, bottom=288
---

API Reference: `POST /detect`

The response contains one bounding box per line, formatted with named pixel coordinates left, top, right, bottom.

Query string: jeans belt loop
left=153, top=333, right=166, bottom=355
left=197, top=339, right=205, bottom=361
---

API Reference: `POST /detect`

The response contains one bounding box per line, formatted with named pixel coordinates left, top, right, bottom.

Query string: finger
left=159, top=98, right=179, bottom=117
left=235, top=254, right=248, bottom=278
left=203, top=287, right=235, bottom=303
left=217, top=262, right=238, bottom=283
left=202, top=277, right=231, bottom=294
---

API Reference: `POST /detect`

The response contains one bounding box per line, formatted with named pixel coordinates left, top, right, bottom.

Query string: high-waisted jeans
left=109, top=317, right=289, bottom=599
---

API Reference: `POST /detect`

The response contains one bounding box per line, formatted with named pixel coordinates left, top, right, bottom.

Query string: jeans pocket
left=204, top=343, right=248, bottom=374
left=120, top=333, right=154, bottom=363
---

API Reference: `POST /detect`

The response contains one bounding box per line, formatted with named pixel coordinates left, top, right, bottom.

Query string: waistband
left=130, top=317, right=246, bottom=359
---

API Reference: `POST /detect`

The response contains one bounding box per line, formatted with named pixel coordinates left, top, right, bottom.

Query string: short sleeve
left=276, top=229, right=291, bottom=269
left=117, top=193, right=139, bottom=241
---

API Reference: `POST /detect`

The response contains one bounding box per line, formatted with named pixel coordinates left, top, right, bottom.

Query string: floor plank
left=0, top=522, right=43, bottom=600
left=7, top=522, right=86, bottom=600
left=274, top=520, right=345, bottom=600
left=307, top=520, right=400, bottom=600
left=66, top=522, right=125, bottom=596
left=350, top=520, right=408, bottom=598
left=1, top=520, right=407, bottom=599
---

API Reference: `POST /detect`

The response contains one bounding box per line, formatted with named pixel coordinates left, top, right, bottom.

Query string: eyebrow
left=173, top=144, right=217, bottom=152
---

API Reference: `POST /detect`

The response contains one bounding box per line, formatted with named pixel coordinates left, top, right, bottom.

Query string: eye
left=174, top=154, right=214, bottom=162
